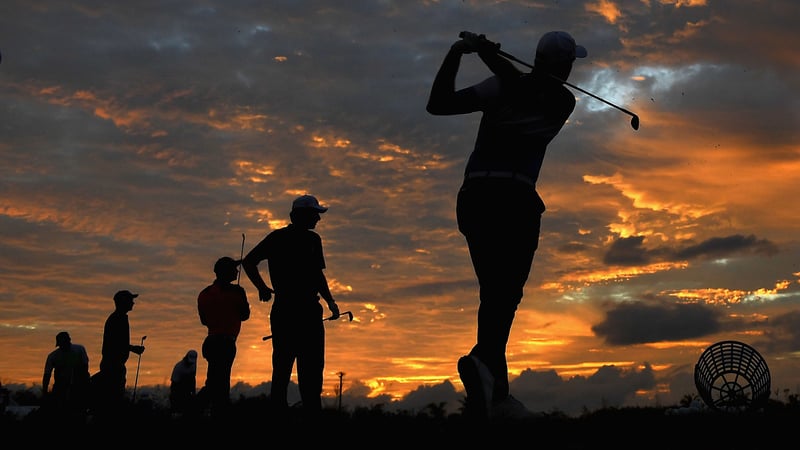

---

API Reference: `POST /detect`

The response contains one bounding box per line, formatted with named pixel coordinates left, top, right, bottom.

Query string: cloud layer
left=1, top=1, right=799, bottom=415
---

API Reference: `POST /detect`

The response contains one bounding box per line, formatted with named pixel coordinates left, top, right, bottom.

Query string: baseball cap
left=113, top=290, right=139, bottom=302
left=55, top=331, right=70, bottom=347
left=292, top=194, right=328, bottom=213
left=536, top=31, right=587, bottom=62
left=214, top=256, right=240, bottom=274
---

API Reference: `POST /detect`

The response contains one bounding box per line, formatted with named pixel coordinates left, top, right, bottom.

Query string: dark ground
left=4, top=399, right=798, bottom=448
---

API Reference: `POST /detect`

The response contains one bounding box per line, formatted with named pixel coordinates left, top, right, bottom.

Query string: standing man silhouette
left=95, top=290, right=145, bottom=415
left=42, top=331, right=90, bottom=418
left=197, top=256, right=250, bottom=417
left=427, top=30, right=586, bottom=420
left=242, top=194, right=340, bottom=418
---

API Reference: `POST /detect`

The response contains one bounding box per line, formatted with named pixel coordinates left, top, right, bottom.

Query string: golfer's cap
left=214, top=256, right=240, bottom=274
left=55, top=331, right=70, bottom=346
left=536, top=31, right=587, bottom=62
left=113, top=289, right=139, bottom=302
left=292, top=194, right=328, bottom=213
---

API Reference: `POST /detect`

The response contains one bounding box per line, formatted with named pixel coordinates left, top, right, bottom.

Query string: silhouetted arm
left=426, top=40, right=481, bottom=115
left=242, top=245, right=274, bottom=302
left=317, top=271, right=339, bottom=319
left=478, top=46, right=523, bottom=81
left=42, top=353, right=54, bottom=394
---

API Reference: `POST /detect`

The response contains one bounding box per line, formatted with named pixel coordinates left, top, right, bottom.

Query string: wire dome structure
left=694, top=340, right=771, bottom=413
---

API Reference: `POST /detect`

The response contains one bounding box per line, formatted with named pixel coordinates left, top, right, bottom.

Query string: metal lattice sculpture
left=694, top=340, right=771, bottom=412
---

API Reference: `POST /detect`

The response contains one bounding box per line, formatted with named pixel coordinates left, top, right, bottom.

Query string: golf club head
left=344, top=311, right=354, bottom=322
left=631, top=115, right=640, bottom=130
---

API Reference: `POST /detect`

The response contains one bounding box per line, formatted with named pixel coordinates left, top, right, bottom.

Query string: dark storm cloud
left=675, top=234, right=778, bottom=260
left=592, top=301, right=722, bottom=345
left=510, top=363, right=657, bottom=416
left=754, top=310, right=800, bottom=354
left=399, top=380, right=461, bottom=414
left=603, top=234, right=778, bottom=267
left=603, top=235, right=649, bottom=266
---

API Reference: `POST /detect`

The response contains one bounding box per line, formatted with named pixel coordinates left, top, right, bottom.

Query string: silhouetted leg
left=297, top=324, right=325, bottom=415
left=457, top=179, right=542, bottom=404
left=270, top=336, right=294, bottom=413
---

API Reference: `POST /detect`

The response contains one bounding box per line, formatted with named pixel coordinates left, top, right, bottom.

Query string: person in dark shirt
left=169, top=349, right=198, bottom=416
left=242, top=194, right=340, bottom=418
left=42, top=331, right=90, bottom=418
left=94, top=289, right=145, bottom=415
left=427, top=30, right=586, bottom=420
left=197, top=256, right=250, bottom=416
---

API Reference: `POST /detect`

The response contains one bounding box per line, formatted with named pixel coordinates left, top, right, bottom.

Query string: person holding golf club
left=427, top=30, right=586, bottom=421
left=94, top=289, right=145, bottom=416
left=242, top=194, right=340, bottom=418
left=197, top=256, right=251, bottom=417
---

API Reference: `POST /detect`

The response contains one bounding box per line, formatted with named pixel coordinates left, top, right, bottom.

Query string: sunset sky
left=2, top=1, right=799, bottom=417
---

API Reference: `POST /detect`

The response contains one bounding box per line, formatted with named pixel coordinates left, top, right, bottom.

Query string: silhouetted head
left=184, top=350, right=198, bottom=365
left=289, top=194, right=327, bottom=229
left=113, top=289, right=138, bottom=311
left=55, top=331, right=71, bottom=349
left=534, top=31, right=587, bottom=80
left=214, top=256, right=240, bottom=283
left=292, top=194, right=328, bottom=213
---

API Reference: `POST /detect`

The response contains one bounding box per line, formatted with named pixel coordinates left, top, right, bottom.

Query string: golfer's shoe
left=490, top=394, right=536, bottom=421
left=458, top=354, right=494, bottom=419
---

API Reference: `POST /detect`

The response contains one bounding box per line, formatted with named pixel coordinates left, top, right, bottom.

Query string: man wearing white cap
left=427, top=30, right=587, bottom=421
left=242, top=194, right=340, bottom=418
left=169, top=349, right=198, bottom=416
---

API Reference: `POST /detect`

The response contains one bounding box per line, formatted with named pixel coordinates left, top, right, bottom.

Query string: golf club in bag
left=262, top=311, right=354, bottom=341
left=132, top=335, right=146, bottom=402
left=458, top=31, right=640, bottom=130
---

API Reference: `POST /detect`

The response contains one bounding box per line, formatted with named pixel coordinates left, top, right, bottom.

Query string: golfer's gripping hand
left=457, top=31, right=500, bottom=54
left=131, top=345, right=145, bottom=355
left=258, top=287, right=274, bottom=302
left=328, top=301, right=340, bottom=320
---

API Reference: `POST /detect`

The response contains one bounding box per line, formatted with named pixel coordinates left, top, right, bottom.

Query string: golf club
left=324, top=310, right=353, bottom=322
left=262, top=311, right=353, bottom=341
left=238, top=233, right=245, bottom=286
left=458, top=31, right=640, bottom=130
left=132, top=335, right=146, bottom=402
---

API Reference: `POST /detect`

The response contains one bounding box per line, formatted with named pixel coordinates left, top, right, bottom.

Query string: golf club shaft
left=238, top=233, right=245, bottom=285
left=494, top=48, right=640, bottom=129
left=132, top=335, right=146, bottom=402
left=263, top=311, right=353, bottom=340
